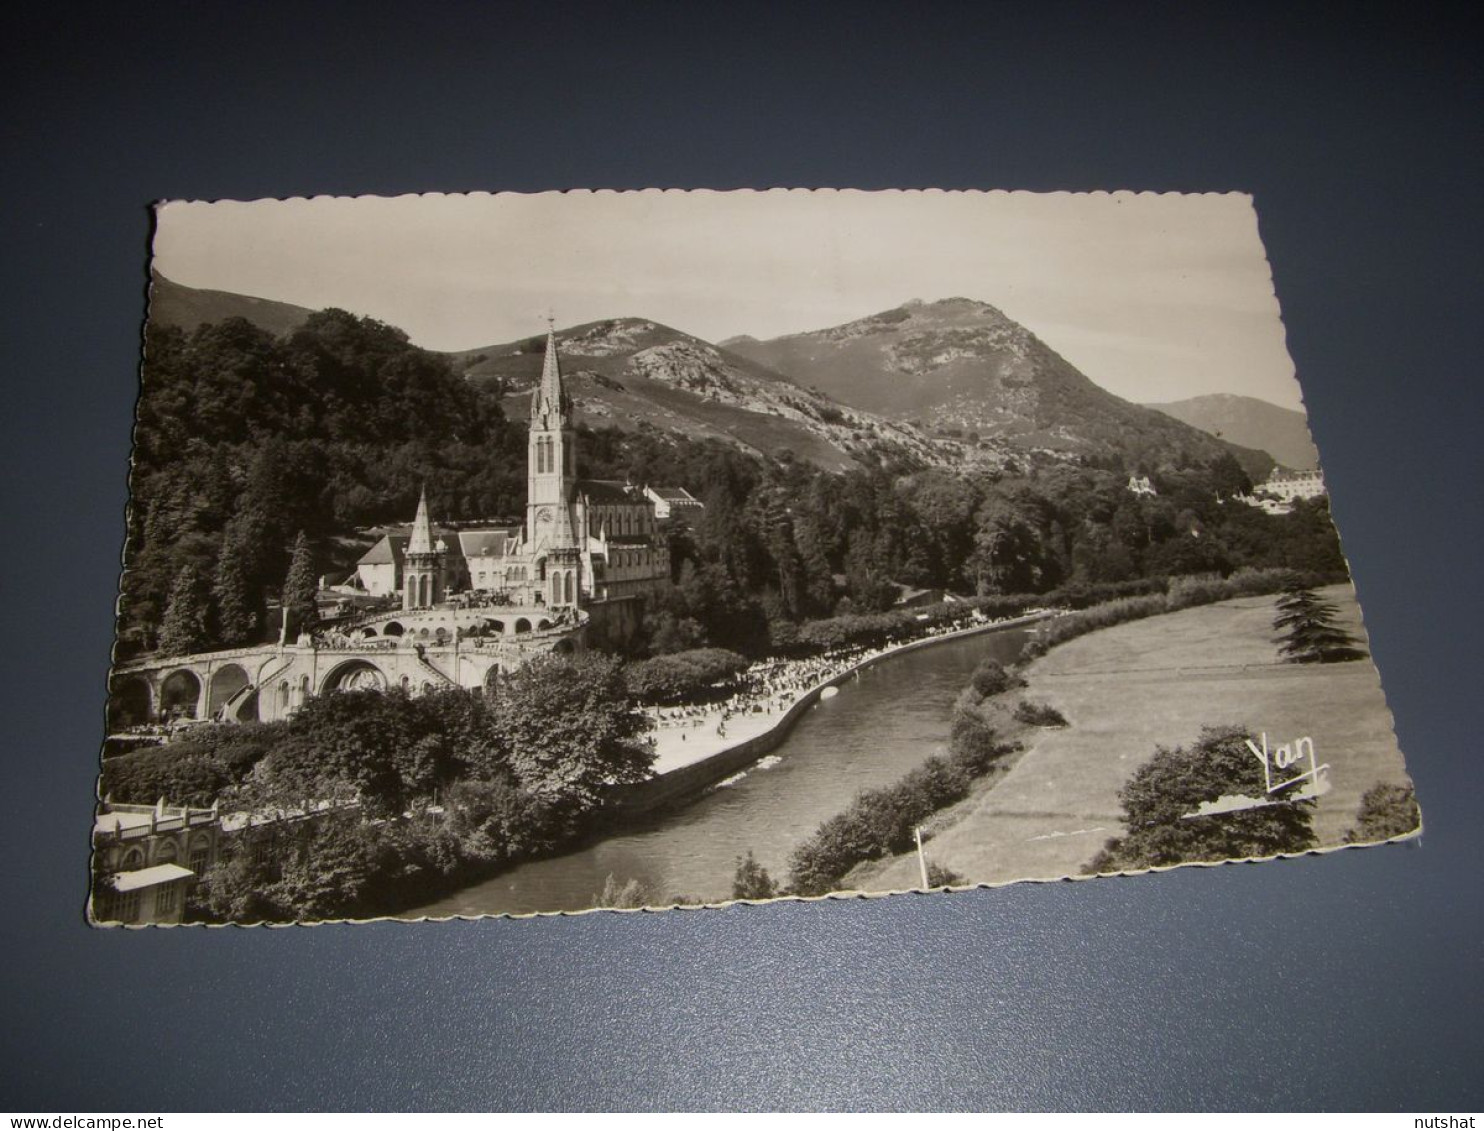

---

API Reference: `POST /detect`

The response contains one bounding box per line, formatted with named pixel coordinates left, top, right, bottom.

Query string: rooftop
left=107, top=864, right=196, bottom=892
left=647, top=486, right=702, bottom=503
left=576, top=478, right=644, bottom=505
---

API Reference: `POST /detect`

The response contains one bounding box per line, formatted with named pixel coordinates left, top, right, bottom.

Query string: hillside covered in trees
left=119, top=308, right=1349, bottom=660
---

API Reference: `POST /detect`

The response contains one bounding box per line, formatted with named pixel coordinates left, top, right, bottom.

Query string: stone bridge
left=108, top=614, right=581, bottom=728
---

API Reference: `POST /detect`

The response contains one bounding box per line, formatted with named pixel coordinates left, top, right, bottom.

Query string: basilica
left=353, top=327, right=696, bottom=635
left=108, top=330, right=701, bottom=731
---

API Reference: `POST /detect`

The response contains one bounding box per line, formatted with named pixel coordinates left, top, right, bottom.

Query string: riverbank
left=610, top=610, right=1059, bottom=815
left=849, top=585, right=1413, bottom=891
left=407, top=622, right=1034, bottom=917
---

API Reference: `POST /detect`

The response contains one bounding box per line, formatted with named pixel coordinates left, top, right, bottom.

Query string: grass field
left=854, top=585, right=1414, bottom=891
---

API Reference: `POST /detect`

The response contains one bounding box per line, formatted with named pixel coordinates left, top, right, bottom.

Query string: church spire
left=525, top=316, right=578, bottom=559
left=530, top=320, right=571, bottom=422
left=408, top=485, right=434, bottom=554
left=402, top=485, right=447, bottom=611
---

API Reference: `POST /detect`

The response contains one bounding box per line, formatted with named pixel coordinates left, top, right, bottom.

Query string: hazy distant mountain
left=453, top=318, right=981, bottom=472
left=722, top=298, right=1273, bottom=478
left=1144, top=394, right=1319, bottom=471
left=147, top=271, right=314, bottom=338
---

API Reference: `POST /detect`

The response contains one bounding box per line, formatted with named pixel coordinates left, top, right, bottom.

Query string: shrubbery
left=1084, top=725, right=1317, bottom=874
left=786, top=707, right=1016, bottom=896
left=1167, top=567, right=1314, bottom=611
left=967, top=653, right=1026, bottom=697
left=1032, top=577, right=1168, bottom=611
left=1022, top=594, right=1171, bottom=658
left=731, top=851, right=779, bottom=900
left=969, top=658, right=1023, bottom=698
left=789, top=610, right=916, bottom=653
left=624, top=647, right=748, bottom=704
left=198, top=807, right=467, bottom=923
left=1344, top=782, right=1420, bottom=843
left=1165, top=573, right=1236, bottom=611
left=144, top=654, right=653, bottom=923
left=593, top=875, right=655, bottom=910
left=101, top=722, right=287, bottom=807
left=1022, top=568, right=1301, bottom=659
left=925, top=862, right=965, bottom=888
left=774, top=585, right=1095, bottom=661
left=439, top=776, right=562, bottom=866
left=1014, top=700, right=1068, bottom=727
left=947, top=708, right=1010, bottom=775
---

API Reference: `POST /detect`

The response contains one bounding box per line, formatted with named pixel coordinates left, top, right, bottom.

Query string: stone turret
left=403, top=486, right=448, bottom=610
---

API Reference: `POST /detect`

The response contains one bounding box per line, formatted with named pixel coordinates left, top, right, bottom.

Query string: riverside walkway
left=639, top=609, right=1059, bottom=780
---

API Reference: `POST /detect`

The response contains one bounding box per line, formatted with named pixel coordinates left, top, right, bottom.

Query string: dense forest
left=119, top=309, right=1349, bottom=659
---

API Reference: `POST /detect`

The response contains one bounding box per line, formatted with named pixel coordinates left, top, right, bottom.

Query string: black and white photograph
left=92, top=188, right=1419, bottom=926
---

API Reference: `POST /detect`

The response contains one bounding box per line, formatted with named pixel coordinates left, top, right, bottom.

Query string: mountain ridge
left=452, top=317, right=984, bottom=472
left=1144, top=393, right=1318, bottom=471
left=148, top=277, right=966, bottom=471
left=724, top=297, right=1275, bottom=479
left=147, top=270, right=316, bottom=338
left=145, top=278, right=1274, bottom=480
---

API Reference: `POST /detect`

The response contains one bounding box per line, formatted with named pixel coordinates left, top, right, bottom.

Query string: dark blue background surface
left=2, top=2, right=1479, bottom=1111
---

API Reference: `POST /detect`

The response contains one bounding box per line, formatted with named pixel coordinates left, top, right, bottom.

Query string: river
left=411, top=624, right=1029, bottom=917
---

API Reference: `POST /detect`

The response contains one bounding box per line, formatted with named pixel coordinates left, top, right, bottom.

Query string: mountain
left=147, top=271, right=315, bottom=338
left=451, top=318, right=985, bottom=473
left=142, top=277, right=1269, bottom=478
left=1144, top=394, right=1319, bottom=471
left=722, top=298, right=1274, bottom=478
left=144, top=278, right=967, bottom=472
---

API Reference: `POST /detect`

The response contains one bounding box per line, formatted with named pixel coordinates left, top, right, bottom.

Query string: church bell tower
left=526, top=323, right=581, bottom=608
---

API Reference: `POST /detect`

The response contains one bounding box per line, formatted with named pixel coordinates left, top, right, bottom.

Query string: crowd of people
left=642, top=607, right=1050, bottom=742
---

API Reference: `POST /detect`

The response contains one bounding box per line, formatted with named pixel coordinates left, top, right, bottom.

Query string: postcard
left=91, top=189, right=1418, bottom=925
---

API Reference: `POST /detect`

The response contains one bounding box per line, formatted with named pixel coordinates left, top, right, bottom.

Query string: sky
left=153, top=189, right=1306, bottom=411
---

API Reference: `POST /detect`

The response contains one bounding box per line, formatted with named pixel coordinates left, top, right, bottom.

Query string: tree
left=1344, top=782, right=1421, bottom=843
left=156, top=564, right=210, bottom=656
left=594, top=874, right=654, bottom=909
left=491, top=653, right=654, bottom=819
left=669, top=559, right=769, bottom=654
left=100, top=719, right=286, bottom=806
left=731, top=851, right=779, bottom=900
left=281, top=530, right=319, bottom=638
left=925, top=861, right=964, bottom=888
left=261, top=688, right=453, bottom=818
left=964, top=490, right=1053, bottom=595
left=1205, top=452, right=1253, bottom=500
left=199, top=809, right=380, bottom=923
left=1272, top=580, right=1366, bottom=663
left=212, top=512, right=262, bottom=646
left=441, top=776, right=558, bottom=864
left=1086, top=725, right=1317, bottom=873
left=257, top=811, right=380, bottom=922
left=625, top=648, right=748, bottom=704
left=843, top=528, right=897, bottom=612
left=900, top=471, right=979, bottom=587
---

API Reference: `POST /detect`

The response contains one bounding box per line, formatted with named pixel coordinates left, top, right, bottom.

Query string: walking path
left=642, top=610, right=1057, bottom=776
